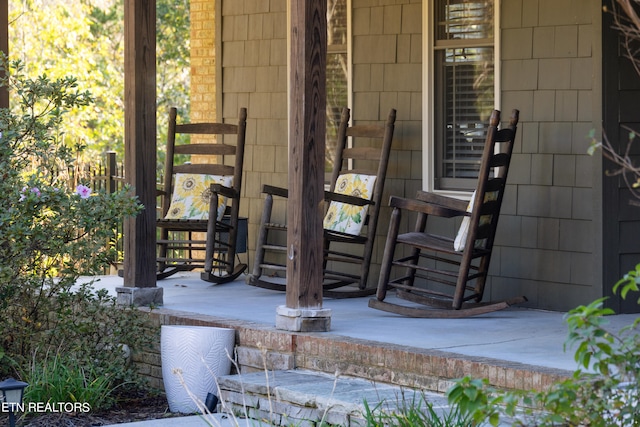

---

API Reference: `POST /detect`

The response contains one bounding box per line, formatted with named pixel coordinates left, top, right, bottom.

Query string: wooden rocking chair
left=369, top=109, right=527, bottom=317
left=156, top=107, right=248, bottom=284
left=246, top=107, right=396, bottom=297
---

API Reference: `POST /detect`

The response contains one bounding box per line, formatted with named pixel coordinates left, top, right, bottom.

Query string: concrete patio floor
left=88, top=271, right=640, bottom=373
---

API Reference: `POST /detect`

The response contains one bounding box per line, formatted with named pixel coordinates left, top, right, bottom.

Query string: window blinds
left=435, top=0, right=495, bottom=188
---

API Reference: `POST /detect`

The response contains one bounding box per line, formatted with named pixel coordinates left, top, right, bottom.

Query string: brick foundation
left=132, top=306, right=571, bottom=393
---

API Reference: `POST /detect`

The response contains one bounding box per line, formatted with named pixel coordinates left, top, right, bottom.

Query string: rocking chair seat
left=157, top=218, right=208, bottom=231
left=395, top=229, right=497, bottom=259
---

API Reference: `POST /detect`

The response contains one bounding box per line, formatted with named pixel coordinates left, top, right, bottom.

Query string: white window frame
left=422, top=0, right=501, bottom=198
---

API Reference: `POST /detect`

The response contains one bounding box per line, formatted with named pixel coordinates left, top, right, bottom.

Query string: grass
left=23, top=351, right=121, bottom=412
left=363, top=392, right=474, bottom=427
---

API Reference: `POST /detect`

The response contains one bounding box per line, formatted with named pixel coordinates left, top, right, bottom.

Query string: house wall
left=218, top=0, right=423, bottom=285
left=191, top=0, right=218, bottom=122
left=350, top=0, right=424, bottom=280
left=489, top=0, right=604, bottom=310
left=220, top=0, right=289, bottom=260
left=214, top=0, right=605, bottom=311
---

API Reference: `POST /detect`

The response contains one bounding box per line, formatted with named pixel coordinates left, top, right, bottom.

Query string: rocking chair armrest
left=210, top=183, right=238, bottom=199
left=414, top=191, right=469, bottom=212
left=324, top=190, right=372, bottom=207
left=389, top=195, right=466, bottom=219
left=259, top=184, right=371, bottom=207
left=262, top=184, right=289, bottom=198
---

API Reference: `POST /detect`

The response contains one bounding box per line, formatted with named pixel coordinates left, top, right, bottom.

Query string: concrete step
left=217, top=369, right=452, bottom=427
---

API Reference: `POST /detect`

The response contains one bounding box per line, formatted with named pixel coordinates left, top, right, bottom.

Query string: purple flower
left=76, top=185, right=92, bottom=199
left=19, top=186, right=28, bottom=202
left=20, top=186, right=41, bottom=201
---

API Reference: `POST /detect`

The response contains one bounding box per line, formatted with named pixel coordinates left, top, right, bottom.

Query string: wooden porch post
left=0, top=1, right=8, bottom=109
left=116, top=0, right=163, bottom=306
left=275, top=0, right=331, bottom=332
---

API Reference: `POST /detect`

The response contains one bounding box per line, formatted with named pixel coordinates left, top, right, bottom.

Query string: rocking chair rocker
left=156, top=107, right=248, bottom=284
left=369, top=109, right=527, bottom=317
left=246, top=107, right=396, bottom=297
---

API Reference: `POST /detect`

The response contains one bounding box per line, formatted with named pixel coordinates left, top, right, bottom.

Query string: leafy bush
left=0, top=56, right=150, bottom=408
left=614, top=262, right=640, bottom=304
left=447, top=297, right=640, bottom=426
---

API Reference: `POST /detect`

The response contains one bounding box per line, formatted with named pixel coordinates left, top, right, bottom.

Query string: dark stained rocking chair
left=156, top=107, right=248, bottom=284
left=369, top=109, right=527, bottom=317
left=246, top=107, right=396, bottom=298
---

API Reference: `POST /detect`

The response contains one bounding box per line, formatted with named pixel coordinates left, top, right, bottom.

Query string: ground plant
left=0, top=56, right=150, bottom=411
left=24, top=350, right=115, bottom=411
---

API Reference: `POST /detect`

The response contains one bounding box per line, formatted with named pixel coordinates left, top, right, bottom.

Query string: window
left=326, top=0, right=350, bottom=174
left=286, top=0, right=351, bottom=178
left=425, top=0, right=497, bottom=192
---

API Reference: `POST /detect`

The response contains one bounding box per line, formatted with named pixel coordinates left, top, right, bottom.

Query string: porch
left=88, top=272, right=639, bottom=396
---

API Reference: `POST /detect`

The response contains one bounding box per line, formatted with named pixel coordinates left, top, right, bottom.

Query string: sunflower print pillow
left=323, top=173, right=377, bottom=235
left=165, top=173, right=233, bottom=221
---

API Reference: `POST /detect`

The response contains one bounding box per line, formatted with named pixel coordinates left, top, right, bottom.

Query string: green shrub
left=0, top=56, right=150, bottom=407
left=18, top=282, right=155, bottom=410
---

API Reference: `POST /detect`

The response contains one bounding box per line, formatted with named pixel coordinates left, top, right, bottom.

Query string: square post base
left=116, top=286, right=164, bottom=307
left=275, top=305, right=331, bottom=332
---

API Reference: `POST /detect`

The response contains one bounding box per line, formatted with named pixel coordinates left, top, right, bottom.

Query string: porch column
left=276, top=0, right=331, bottom=332
left=117, top=0, right=163, bottom=306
